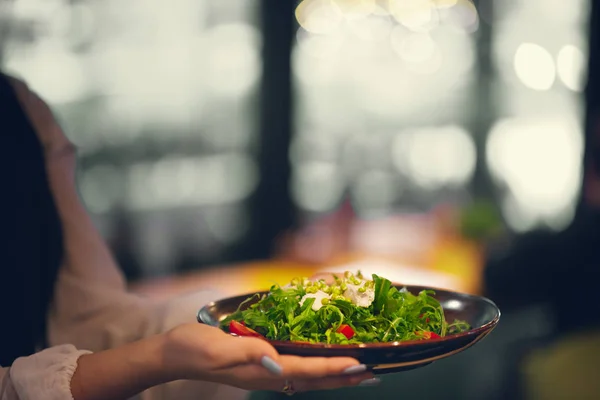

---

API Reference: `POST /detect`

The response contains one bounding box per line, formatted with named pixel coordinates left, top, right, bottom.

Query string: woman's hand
left=161, top=323, right=375, bottom=393
left=71, top=323, right=375, bottom=400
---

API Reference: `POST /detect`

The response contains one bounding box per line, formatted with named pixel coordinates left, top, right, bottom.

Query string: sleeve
left=0, top=367, right=19, bottom=400
left=0, top=345, right=91, bottom=400
left=7, top=78, right=249, bottom=400
left=49, top=270, right=247, bottom=400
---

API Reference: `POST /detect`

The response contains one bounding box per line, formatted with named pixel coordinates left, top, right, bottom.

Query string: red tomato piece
left=336, top=324, right=355, bottom=340
left=229, top=320, right=263, bottom=338
left=417, top=331, right=441, bottom=340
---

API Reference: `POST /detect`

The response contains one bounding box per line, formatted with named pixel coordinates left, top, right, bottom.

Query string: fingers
left=293, top=371, right=377, bottom=392
left=210, top=364, right=376, bottom=392
left=211, top=329, right=367, bottom=388
left=224, top=338, right=362, bottom=379
left=219, top=335, right=281, bottom=372
left=218, top=335, right=361, bottom=380
left=249, top=371, right=375, bottom=392
left=278, top=355, right=361, bottom=379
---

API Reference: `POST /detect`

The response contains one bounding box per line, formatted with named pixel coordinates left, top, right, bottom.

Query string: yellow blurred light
left=433, top=0, right=458, bottom=9
left=557, top=45, right=586, bottom=92
left=392, top=31, right=436, bottom=63
left=513, top=43, right=556, bottom=91
left=295, top=0, right=343, bottom=34
left=391, top=29, right=443, bottom=74
left=486, top=117, right=582, bottom=228
left=431, top=25, right=476, bottom=77
left=444, top=0, right=479, bottom=33
left=292, top=45, right=340, bottom=86
left=348, top=10, right=394, bottom=42
left=295, top=27, right=345, bottom=60
left=501, top=194, right=537, bottom=233
left=443, top=0, right=479, bottom=32
left=356, top=60, right=419, bottom=117
left=393, top=126, right=476, bottom=188
left=388, top=0, right=438, bottom=32
left=372, top=2, right=392, bottom=16
left=331, top=0, right=376, bottom=20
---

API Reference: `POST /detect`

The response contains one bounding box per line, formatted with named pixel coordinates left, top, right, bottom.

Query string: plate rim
left=198, top=284, right=501, bottom=349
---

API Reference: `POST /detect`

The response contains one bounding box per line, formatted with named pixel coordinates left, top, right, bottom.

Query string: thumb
left=227, top=336, right=283, bottom=376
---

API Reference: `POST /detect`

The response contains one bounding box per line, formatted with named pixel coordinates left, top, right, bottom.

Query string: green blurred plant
left=458, top=200, right=504, bottom=241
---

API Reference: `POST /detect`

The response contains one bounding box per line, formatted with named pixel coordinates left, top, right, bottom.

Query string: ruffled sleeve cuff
left=10, top=345, right=92, bottom=400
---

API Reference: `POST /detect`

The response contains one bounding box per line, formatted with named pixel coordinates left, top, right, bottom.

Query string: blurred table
left=130, top=253, right=481, bottom=301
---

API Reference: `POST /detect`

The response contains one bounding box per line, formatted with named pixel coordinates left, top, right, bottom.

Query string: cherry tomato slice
left=229, top=320, right=263, bottom=338
left=417, top=331, right=442, bottom=340
left=336, top=324, right=355, bottom=340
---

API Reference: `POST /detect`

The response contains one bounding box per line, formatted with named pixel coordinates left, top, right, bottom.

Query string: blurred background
left=1, top=0, right=597, bottom=398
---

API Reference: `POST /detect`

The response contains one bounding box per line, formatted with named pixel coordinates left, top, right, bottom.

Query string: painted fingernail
left=359, top=378, right=381, bottom=387
left=261, top=356, right=283, bottom=376
left=343, top=364, right=367, bottom=375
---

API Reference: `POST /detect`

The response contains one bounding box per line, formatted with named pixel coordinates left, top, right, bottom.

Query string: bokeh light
left=295, top=0, right=343, bottom=34
left=513, top=43, right=556, bottom=91
left=126, top=154, right=259, bottom=211
left=486, top=117, right=583, bottom=230
left=556, top=44, right=586, bottom=92
left=204, top=23, right=262, bottom=97
left=388, top=0, right=439, bottom=33
left=331, top=0, right=376, bottom=20
left=392, top=126, right=477, bottom=189
left=291, top=161, right=345, bottom=213
left=4, top=41, right=89, bottom=104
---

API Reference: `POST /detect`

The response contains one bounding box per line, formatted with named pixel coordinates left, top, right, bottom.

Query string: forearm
left=70, top=335, right=171, bottom=400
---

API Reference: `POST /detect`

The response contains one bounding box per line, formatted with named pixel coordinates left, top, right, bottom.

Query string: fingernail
left=359, top=378, right=381, bottom=387
left=343, top=364, right=367, bottom=375
left=261, top=356, right=283, bottom=376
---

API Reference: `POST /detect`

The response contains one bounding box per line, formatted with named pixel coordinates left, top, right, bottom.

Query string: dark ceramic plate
left=197, top=285, right=500, bottom=375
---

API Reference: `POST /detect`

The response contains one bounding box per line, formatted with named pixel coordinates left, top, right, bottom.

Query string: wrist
left=144, top=333, right=176, bottom=384
left=70, top=335, right=173, bottom=400
left=160, top=324, right=212, bottom=382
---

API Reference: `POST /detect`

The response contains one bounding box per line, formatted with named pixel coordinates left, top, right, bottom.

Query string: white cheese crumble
left=299, top=290, right=331, bottom=311
left=343, top=282, right=375, bottom=308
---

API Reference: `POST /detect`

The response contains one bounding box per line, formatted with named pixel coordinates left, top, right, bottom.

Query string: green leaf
left=372, top=274, right=392, bottom=314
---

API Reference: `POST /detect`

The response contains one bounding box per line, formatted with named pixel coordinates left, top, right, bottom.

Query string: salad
left=221, top=272, right=471, bottom=344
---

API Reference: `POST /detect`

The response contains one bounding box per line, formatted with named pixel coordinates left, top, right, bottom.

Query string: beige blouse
left=0, top=76, right=247, bottom=400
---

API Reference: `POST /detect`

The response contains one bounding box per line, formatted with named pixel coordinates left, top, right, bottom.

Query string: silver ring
left=281, top=380, right=296, bottom=396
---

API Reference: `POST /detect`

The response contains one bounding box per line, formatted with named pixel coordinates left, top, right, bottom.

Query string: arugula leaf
left=372, top=274, right=391, bottom=314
